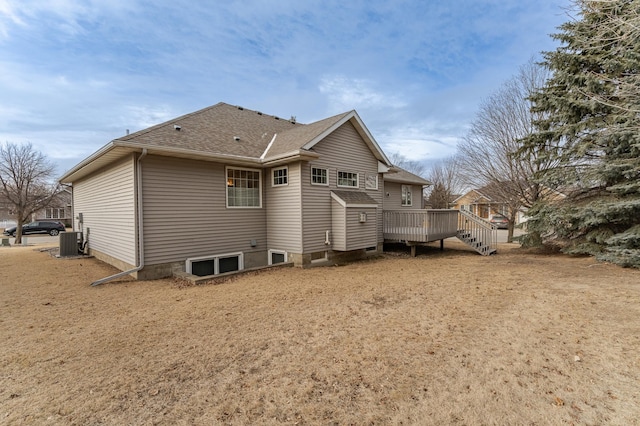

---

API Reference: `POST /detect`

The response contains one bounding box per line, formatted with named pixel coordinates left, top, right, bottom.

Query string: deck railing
left=383, top=209, right=459, bottom=243
left=457, top=209, right=497, bottom=255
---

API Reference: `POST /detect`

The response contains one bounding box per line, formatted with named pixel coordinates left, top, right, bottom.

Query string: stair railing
left=457, top=209, right=498, bottom=255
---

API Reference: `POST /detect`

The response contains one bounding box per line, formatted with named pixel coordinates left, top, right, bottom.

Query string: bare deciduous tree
left=0, top=142, right=60, bottom=244
left=425, top=156, right=463, bottom=209
left=457, top=58, right=555, bottom=242
left=387, top=152, right=427, bottom=178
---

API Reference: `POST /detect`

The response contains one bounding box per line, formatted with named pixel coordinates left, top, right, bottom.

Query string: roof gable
left=263, top=110, right=390, bottom=165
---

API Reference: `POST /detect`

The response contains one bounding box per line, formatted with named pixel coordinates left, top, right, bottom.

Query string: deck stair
left=456, top=210, right=497, bottom=255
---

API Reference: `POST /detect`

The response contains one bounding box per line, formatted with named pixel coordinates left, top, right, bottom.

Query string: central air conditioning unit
left=59, top=232, right=82, bottom=257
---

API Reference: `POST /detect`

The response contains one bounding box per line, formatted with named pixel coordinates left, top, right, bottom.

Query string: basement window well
left=187, top=252, right=244, bottom=276
left=268, top=249, right=287, bottom=265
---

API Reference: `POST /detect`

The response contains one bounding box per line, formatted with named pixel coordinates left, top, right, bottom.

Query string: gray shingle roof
left=60, top=102, right=391, bottom=183
left=331, top=190, right=378, bottom=206
left=117, top=103, right=300, bottom=159
left=264, top=111, right=352, bottom=160
left=384, top=167, right=430, bottom=185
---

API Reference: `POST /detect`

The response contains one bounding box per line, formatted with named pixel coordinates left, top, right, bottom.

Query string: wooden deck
left=383, top=209, right=460, bottom=243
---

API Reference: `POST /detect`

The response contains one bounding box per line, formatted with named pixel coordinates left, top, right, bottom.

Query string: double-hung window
left=402, top=185, right=413, bottom=206
left=337, top=171, right=358, bottom=188
left=272, top=167, right=288, bottom=186
left=45, top=208, right=65, bottom=219
left=226, top=167, right=261, bottom=208
left=311, top=167, right=328, bottom=186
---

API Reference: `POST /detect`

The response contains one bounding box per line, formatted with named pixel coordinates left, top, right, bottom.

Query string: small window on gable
left=402, top=185, right=413, bottom=206
left=337, top=171, right=358, bottom=188
left=272, top=167, right=288, bottom=186
left=311, top=167, right=328, bottom=185
left=365, top=173, right=378, bottom=190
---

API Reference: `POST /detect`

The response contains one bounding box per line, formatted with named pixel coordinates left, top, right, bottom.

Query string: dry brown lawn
left=1, top=240, right=640, bottom=425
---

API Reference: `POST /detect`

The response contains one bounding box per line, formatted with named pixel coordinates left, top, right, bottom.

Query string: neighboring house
left=452, top=186, right=510, bottom=220
left=453, top=184, right=568, bottom=225
left=34, top=187, right=73, bottom=227
left=1, top=187, right=72, bottom=229
left=60, top=102, right=436, bottom=280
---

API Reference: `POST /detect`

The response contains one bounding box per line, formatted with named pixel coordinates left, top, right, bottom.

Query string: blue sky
left=0, top=0, right=572, bottom=176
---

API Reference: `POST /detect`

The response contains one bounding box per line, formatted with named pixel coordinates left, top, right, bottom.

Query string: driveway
left=1, top=231, right=67, bottom=247
left=496, top=228, right=525, bottom=243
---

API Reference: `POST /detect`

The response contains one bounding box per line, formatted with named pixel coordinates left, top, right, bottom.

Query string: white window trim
left=268, top=249, right=288, bottom=265
left=225, top=166, right=262, bottom=209
left=337, top=171, right=359, bottom=188
left=365, top=173, right=378, bottom=190
left=186, top=252, right=244, bottom=275
left=311, top=167, right=329, bottom=186
left=272, top=166, right=288, bottom=187
left=402, top=185, right=413, bottom=206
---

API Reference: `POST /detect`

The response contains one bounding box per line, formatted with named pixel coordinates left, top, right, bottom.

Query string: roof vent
left=234, top=136, right=240, bottom=141
left=290, top=116, right=296, bottom=124
left=274, top=116, right=280, bottom=120
left=174, top=125, right=181, bottom=131
left=237, top=106, right=244, bottom=110
left=257, top=111, right=262, bottom=115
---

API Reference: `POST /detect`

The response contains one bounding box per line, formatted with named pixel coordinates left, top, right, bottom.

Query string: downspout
left=91, top=149, right=147, bottom=286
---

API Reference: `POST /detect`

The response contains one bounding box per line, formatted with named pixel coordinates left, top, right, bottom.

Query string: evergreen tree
left=521, top=0, right=640, bottom=267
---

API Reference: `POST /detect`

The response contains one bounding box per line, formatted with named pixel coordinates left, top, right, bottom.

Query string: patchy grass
left=1, top=241, right=640, bottom=424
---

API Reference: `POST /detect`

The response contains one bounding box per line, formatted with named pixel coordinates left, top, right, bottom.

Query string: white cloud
left=0, top=0, right=574, bottom=176
left=319, top=75, right=406, bottom=113
left=124, top=105, right=177, bottom=130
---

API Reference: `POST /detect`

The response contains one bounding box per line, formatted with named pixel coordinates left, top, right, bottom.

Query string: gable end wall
left=301, top=121, right=383, bottom=253
left=73, top=155, right=137, bottom=267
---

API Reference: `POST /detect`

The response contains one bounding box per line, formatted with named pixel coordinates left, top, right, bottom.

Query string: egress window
left=226, top=167, right=261, bottom=208
left=187, top=252, right=244, bottom=276
left=337, top=171, right=358, bottom=188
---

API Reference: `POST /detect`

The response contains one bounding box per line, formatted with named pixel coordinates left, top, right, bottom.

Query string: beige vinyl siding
left=141, top=155, right=267, bottom=265
left=383, top=181, right=423, bottom=210
left=345, top=207, right=377, bottom=250
left=73, top=155, right=137, bottom=266
left=330, top=198, right=346, bottom=250
left=331, top=201, right=377, bottom=251
left=266, top=162, right=303, bottom=252
left=301, top=121, right=383, bottom=252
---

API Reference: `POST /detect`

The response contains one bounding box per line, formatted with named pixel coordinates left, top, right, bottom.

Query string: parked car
left=3, top=221, right=66, bottom=237
left=489, top=214, right=509, bottom=229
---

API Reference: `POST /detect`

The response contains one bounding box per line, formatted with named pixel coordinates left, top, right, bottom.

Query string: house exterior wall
left=344, top=207, right=377, bottom=250
left=141, top=155, right=267, bottom=269
left=453, top=190, right=495, bottom=218
left=266, top=162, right=303, bottom=253
left=383, top=181, right=423, bottom=210
left=301, top=121, right=383, bottom=254
left=73, top=155, right=137, bottom=267
left=330, top=198, right=346, bottom=251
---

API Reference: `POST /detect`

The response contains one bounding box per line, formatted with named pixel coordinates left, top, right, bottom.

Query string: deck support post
left=440, top=239, right=444, bottom=251
left=411, top=245, right=416, bottom=257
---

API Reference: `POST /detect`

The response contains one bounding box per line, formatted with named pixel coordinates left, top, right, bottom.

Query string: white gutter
left=91, top=149, right=148, bottom=286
